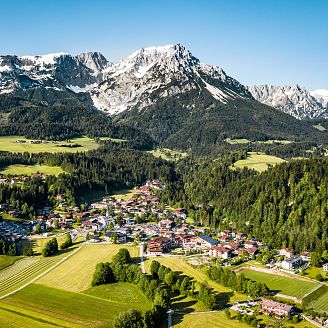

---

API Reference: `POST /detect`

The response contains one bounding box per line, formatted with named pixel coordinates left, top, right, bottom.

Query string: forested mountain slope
left=162, top=157, right=328, bottom=253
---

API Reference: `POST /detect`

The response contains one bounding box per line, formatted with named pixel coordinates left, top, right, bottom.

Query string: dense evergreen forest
left=161, top=156, right=328, bottom=253
left=0, top=94, right=154, bottom=149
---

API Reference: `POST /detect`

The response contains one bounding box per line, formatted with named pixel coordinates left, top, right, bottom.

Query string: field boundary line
left=0, top=244, right=84, bottom=299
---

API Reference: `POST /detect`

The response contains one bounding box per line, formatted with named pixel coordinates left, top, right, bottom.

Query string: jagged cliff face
left=90, top=44, right=252, bottom=114
left=1, top=45, right=327, bottom=121
left=247, top=85, right=328, bottom=119
left=0, top=52, right=110, bottom=94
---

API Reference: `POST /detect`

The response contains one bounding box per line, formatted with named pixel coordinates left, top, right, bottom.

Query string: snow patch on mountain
left=90, top=44, right=250, bottom=114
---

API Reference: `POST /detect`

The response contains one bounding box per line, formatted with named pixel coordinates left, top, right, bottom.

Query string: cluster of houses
left=0, top=173, right=49, bottom=186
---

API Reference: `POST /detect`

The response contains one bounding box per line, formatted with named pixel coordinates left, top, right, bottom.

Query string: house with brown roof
left=260, top=298, right=293, bottom=318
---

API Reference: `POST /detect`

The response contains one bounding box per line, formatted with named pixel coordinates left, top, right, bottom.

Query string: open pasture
left=231, top=152, right=285, bottom=172
left=0, top=136, right=99, bottom=153
left=0, top=164, right=64, bottom=176
left=36, top=244, right=139, bottom=292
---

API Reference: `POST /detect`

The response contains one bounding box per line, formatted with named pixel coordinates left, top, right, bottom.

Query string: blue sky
left=0, top=0, right=327, bottom=89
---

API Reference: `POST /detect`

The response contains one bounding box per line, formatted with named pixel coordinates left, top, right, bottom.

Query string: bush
left=112, top=248, right=131, bottom=265
left=42, top=238, right=58, bottom=257
left=113, top=308, right=144, bottom=328
left=60, top=232, right=72, bottom=250
left=91, top=262, right=115, bottom=286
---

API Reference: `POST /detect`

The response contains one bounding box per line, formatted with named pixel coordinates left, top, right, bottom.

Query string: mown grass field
left=84, top=282, right=152, bottom=310
left=0, top=257, right=60, bottom=297
left=0, top=136, right=99, bottom=153
left=0, top=283, right=145, bottom=328
left=240, top=269, right=319, bottom=299
left=37, top=244, right=139, bottom=292
left=0, top=164, right=64, bottom=176
left=0, top=255, right=23, bottom=270
left=144, top=256, right=247, bottom=303
left=231, top=152, right=286, bottom=172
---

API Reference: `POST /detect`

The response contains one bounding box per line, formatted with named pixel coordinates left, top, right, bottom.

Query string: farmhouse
left=260, top=298, right=293, bottom=318
left=323, top=263, right=328, bottom=272
left=281, top=255, right=302, bottom=270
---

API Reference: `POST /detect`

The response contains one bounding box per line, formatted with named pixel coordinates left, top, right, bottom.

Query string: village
left=1, top=179, right=328, bottom=325
left=2, top=178, right=328, bottom=275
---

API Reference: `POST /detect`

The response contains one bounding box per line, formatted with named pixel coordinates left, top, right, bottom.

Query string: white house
left=281, top=256, right=302, bottom=270
left=323, top=263, right=328, bottom=272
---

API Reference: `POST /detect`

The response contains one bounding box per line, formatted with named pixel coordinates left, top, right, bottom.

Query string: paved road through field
left=139, top=243, right=145, bottom=274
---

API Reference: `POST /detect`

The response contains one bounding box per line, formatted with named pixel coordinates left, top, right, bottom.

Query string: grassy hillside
left=231, top=152, right=286, bottom=172
left=0, top=284, right=148, bottom=328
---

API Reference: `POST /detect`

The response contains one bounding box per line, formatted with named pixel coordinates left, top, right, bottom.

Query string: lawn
left=231, top=152, right=286, bottom=172
left=0, top=164, right=64, bottom=176
left=0, top=255, right=23, bottom=270
left=240, top=269, right=319, bottom=299
left=144, top=256, right=247, bottom=303
left=84, top=282, right=152, bottom=311
left=36, top=244, right=139, bottom=292
left=0, top=284, right=142, bottom=328
left=0, top=136, right=99, bottom=153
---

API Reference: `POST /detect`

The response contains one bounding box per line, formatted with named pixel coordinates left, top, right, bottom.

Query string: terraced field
left=0, top=257, right=59, bottom=296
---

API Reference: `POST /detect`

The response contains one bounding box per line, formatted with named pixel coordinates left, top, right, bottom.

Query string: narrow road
left=0, top=244, right=83, bottom=299
left=139, top=243, right=146, bottom=274
left=167, top=309, right=173, bottom=328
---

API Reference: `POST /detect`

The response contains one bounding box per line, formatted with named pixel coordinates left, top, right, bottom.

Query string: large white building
left=281, top=256, right=302, bottom=270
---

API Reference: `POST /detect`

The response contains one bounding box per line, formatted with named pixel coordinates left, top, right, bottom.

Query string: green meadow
left=0, top=136, right=99, bottom=153
left=231, top=152, right=286, bottom=172
left=0, top=164, right=64, bottom=176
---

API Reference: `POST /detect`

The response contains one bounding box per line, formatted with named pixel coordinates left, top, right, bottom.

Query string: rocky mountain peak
left=247, top=85, right=328, bottom=119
